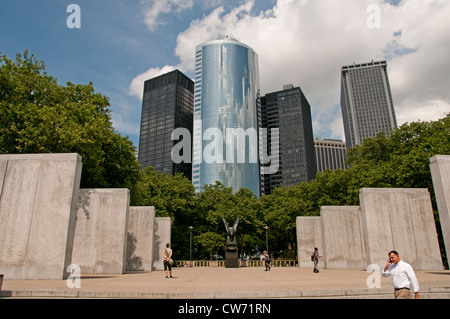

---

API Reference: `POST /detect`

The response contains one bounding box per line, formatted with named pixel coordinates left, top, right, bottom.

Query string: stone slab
left=153, top=217, right=171, bottom=271
left=360, top=188, right=442, bottom=270
left=126, top=206, right=155, bottom=271
left=72, top=188, right=130, bottom=274
left=430, top=155, right=450, bottom=260
left=0, top=153, right=82, bottom=280
left=321, top=206, right=365, bottom=269
left=296, top=216, right=323, bottom=269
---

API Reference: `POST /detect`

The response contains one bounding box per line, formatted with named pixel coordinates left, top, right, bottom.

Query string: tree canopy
left=0, top=50, right=139, bottom=188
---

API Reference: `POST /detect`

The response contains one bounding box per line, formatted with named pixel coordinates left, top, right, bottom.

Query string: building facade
left=314, top=139, right=348, bottom=173
left=192, top=37, right=261, bottom=196
left=261, top=85, right=317, bottom=195
left=138, top=70, right=194, bottom=179
left=340, top=60, right=397, bottom=148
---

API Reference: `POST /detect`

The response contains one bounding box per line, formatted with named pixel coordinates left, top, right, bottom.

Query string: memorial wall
left=0, top=153, right=169, bottom=280
left=0, top=153, right=447, bottom=278
left=0, top=154, right=82, bottom=279
left=297, top=187, right=444, bottom=271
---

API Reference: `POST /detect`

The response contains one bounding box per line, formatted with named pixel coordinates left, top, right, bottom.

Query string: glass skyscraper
left=192, top=37, right=261, bottom=196
left=340, top=60, right=397, bottom=148
left=138, top=70, right=194, bottom=179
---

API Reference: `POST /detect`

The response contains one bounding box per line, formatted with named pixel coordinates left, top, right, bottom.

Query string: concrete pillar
left=430, top=155, right=450, bottom=260
left=321, top=206, right=365, bottom=269
left=153, top=217, right=171, bottom=271
left=72, top=189, right=130, bottom=274
left=0, top=154, right=82, bottom=279
left=360, top=188, right=442, bottom=270
left=296, top=216, right=323, bottom=269
left=126, top=206, right=155, bottom=271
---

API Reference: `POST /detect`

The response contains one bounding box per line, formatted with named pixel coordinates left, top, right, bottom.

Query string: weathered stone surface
left=152, top=217, right=171, bottom=271
left=126, top=206, right=155, bottom=271
left=296, top=216, right=323, bottom=269
left=0, top=154, right=82, bottom=279
left=360, top=188, right=442, bottom=270
left=321, top=206, right=365, bottom=269
left=430, top=155, right=450, bottom=262
left=72, top=189, right=130, bottom=274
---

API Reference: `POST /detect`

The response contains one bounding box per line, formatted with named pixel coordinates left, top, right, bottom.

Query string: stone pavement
left=1, top=267, right=450, bottom=299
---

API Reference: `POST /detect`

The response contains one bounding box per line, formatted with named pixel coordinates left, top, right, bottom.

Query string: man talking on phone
left=382, top=250, right=420, bottom=299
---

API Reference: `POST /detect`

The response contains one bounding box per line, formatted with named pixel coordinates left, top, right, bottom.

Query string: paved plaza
left=1, top=266, right=450, bottom=299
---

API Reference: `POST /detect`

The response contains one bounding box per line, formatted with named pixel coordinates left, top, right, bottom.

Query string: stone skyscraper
left=340, top=60, right=397, bottom=148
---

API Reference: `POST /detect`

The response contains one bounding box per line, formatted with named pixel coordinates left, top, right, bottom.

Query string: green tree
left=261, top=116, right=449, bottom=258
left=195, top=232, right=225, bottom=260
left=130, top=166, right=195, bottom=220
left=130, top=166, right=196, bottom=260
left=191, top=182, right=264, bottom=259
left=346, top=116, right=450, bottom=208
left=0, top=50, right=139, bottom=189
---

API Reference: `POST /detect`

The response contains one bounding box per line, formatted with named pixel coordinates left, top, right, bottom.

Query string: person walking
left=382, top=250, right=420, bottom=299
left=162, top=243, right=173, bottom=278
left=311, top=247, right=321, bottom=273
left=263, top=250, right=271, bottom=271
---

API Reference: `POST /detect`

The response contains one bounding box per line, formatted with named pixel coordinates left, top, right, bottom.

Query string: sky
left=1, top=0, right=449, bottom=148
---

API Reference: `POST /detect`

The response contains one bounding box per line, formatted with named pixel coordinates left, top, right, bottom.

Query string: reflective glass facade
left=192, top=38, right=260, bottom=196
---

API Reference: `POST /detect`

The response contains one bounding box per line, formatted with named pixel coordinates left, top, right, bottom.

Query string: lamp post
left=264, top=226, right=269, bottom=253
left=188, top=226, right=193, bottom=267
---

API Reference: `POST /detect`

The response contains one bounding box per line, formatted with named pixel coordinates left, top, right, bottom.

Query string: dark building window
left=261, top=86, right=317, bottom=195
left=138, top=70, right=194, bottom=180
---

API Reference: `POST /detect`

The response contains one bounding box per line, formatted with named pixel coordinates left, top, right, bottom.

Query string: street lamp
left=188, top=226, right=193, bottom=267
left=264, top=226, right=269, bottom=253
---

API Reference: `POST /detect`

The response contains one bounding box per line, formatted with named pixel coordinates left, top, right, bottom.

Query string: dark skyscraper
left=138, top=69, right=194, bottom=179
left=261, top=85, right=316, bottom=195
left=340, top=60, right=397, bottom=148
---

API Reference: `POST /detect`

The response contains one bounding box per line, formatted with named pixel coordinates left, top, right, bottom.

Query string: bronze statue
left=222, top=215, right=239, bottom=251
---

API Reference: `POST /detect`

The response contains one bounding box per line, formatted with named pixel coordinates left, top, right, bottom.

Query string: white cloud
left=141, top=0, right=194, bottom=31
left=129, top=65, right=180, bottom=99
left=131, top=0, right=450, bottom=139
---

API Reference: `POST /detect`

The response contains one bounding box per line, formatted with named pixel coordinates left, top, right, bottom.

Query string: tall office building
left=192, top=37, right=261, bottom=196
left=261, top=85, right=316, bottom=195
left=340, top=60, right=397, bottom=148
left=138, top=69, right=194, bottom=179
left=314, top=139, right=348, bottom=173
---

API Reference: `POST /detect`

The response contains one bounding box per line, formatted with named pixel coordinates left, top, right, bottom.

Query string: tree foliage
left=0, top=50, right=139, bottom=188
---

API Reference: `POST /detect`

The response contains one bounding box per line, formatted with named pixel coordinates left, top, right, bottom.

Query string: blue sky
left=1, top=0, right=449, bottom=149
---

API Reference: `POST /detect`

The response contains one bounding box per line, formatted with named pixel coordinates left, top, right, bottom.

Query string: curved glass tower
left=192, top=38, right=261, bottom=196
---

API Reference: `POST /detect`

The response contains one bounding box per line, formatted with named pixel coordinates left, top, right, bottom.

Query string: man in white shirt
left=382, top=250, right=420, bottom=299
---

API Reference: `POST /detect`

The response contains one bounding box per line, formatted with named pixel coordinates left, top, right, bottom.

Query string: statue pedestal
left=225, top=251, right=239, bottom=268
